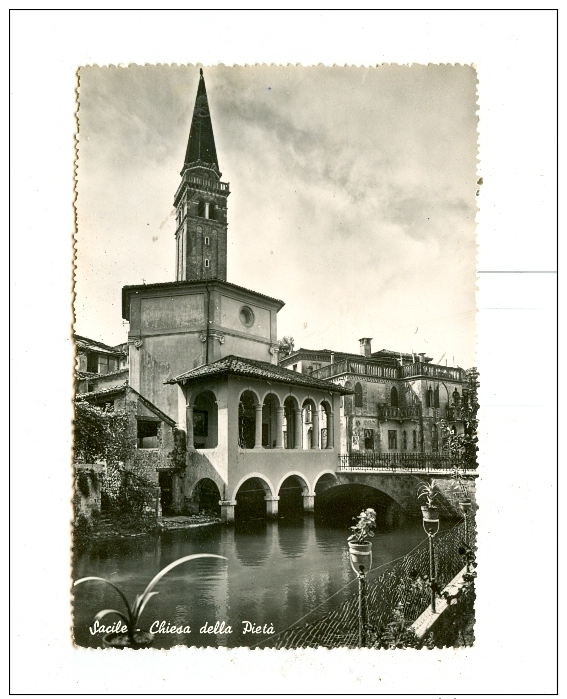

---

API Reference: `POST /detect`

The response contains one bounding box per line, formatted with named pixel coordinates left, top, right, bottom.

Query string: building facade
left=279, top=338, right=467, bottom=465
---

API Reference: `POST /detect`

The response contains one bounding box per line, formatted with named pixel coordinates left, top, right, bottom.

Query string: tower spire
left=183, top=69, right=219, bottom=172
left=174, top=69, right=230, bottom=282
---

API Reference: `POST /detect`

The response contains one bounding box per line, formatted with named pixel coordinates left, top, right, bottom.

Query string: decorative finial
left=200, top=68, right=203, bottom=76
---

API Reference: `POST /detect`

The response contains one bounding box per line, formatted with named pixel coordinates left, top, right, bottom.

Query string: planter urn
left=459, top=499, right=472, bottom=513
left=421, top=505, right=440, bottom=536
left=348, top=541, right=372, bottom=574
left=102, top=630, right=154, bottom=649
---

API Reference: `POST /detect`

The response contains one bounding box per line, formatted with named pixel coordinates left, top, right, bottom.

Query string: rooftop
left=122, top=278, right=285, bottom=320
left=166, top=355, right=353, bottom=394
left=75, top=383, right=176, bottom=425
left=75, top=334, right=127, bottom=356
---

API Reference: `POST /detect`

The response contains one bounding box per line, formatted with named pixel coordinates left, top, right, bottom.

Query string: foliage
left=77, top=471, right=91, bottom=497
left=74, top=554, right=227, bottom=645
left=370, top=601, right=421, bottom=649
left=100, top=466, right=159, bottom=534
left=348, top=508, right=377, bottom=544
left=417, top=479, right=441, bottom=508
left=277, top=336, right=295, bottom=358
left=167, top=427, right=187, bottom=471
left=439, top=367, right=480, bottom=471
left=73, top=400, right=136, bottom=466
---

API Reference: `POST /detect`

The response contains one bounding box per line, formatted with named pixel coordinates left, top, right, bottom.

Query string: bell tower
left=174, top=69, right=230, bottom=281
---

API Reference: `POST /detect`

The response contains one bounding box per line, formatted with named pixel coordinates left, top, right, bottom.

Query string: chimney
left=359, top=338, right=372, bottom=358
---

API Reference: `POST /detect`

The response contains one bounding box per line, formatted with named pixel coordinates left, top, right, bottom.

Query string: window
left=293, top=364, right=298, bottom=372
left=388, top=430, right=397, bottom=450
left=86, top=353, right=98, bottom=373
left=239, top=306, right=255, bottom=327
left=98, top=355, right=109, bottom=374
left=364, top=429, right=374, bottom=450
left=205, top=236, right=210, bottom=246
left=109, top=357, right=118, bottom=372
left=434, top=386, right=440, bottom=408
left=193, top=409, right=208, bottom=437
left=204, top=259, right=210, bottom=268
left=413, top=429, right=418, bottom=449
left=137, top=419, right=159, bottom=449
left=354, top=382, right=363, bottom=408
left=390, top=386, right=399, bottom=407
left=426, top=386, right=433, bottom=408
left=402, top=430, right=407, bottom=450
left=209, top=203, right=216, bottom=220
left=431, top=424, right=439, bottom=452
left=452, top=389, right=460, bottom=405
left=87, top=383, right=94, bottom=393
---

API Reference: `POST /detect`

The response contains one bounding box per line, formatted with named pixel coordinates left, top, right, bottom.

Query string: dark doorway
left=159, top=471, right=174, bottom=516
left=194, top=478, right=221, bottom=516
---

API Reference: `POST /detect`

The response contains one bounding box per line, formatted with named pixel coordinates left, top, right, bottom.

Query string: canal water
left=73, top=517, right=430, bottom=649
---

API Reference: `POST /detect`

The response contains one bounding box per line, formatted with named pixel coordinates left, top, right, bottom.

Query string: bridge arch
left=315, top=480, right=405, bottom=529
left=313, top=470, right=339, bottom=495
left=278, top=472, right=310, bottom=518
left=192, top=478, right=222, bottom=516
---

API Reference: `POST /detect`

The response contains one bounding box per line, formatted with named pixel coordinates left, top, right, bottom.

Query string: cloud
left=75, top=65, right=478, bottom=367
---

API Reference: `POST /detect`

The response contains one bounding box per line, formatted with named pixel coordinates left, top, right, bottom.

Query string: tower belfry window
left=205, top=236, right=210, bottom=246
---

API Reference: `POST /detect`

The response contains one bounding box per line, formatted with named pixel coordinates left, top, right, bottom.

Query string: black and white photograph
left=72, top=64, right=479, bottom=651
left=10, top=9, right=557, bottom=695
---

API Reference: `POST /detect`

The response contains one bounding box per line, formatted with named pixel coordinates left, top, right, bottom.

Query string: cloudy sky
left=75, top=64, right=478, bottom=367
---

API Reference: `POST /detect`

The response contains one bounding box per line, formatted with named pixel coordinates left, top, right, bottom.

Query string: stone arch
left=190, top=389, right=218, bottom=448
left=313, top=470, right=339, bottom=496
left=278, top=472, right=310, bottom=517
left=283, top=395, right=301, bottom=449
left=301, top=397, right=319, bottom=449
left=233, top=474, right=275, bottom=522
left=316, top=480, right=404, bottom=529
left=262, top=392, right=283, bottom=449
left=238, top=389, right=260, bottom=449
left=319, top=399, right=334, bottom=449
left=231, top=473, right=275, bottom=503
left=192, top=478, right=222, bottom=516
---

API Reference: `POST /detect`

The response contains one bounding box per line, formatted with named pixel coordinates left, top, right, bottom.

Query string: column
left=254, top=405, right=263, bottom=449
left=275, top=407, right=284, bottom=449
left=302, top=493, right=315, bottom=513
left=219, top=500, right=236, bottom=524
left=186, top=404, right=195, bottom=451
left=293, top=408, right=303, bottom=449
left=265, top=496, right=280, bottom=519
left=312, top=407, right=320, bottom=449
left=326, top=410, right=334, bottom=449
left=177, top=386, right=187, bottom=431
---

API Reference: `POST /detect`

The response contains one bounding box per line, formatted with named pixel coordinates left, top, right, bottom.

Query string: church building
left=121, top=70, right=350, bottom=522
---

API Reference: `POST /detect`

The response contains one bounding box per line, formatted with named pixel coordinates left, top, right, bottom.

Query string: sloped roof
left=184, top=69, right=218, bottom=170
left=75, top=383, right=176, bottom=426
left=75, top=334, right=127, bottom=356
left=166, top=355, right=353, bottom=394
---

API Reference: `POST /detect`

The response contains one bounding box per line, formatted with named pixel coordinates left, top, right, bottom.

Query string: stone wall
left=74, top=463, right=104, bottom=519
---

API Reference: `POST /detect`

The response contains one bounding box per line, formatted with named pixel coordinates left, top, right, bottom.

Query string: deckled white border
left=10, top=9, right=558, bottom=695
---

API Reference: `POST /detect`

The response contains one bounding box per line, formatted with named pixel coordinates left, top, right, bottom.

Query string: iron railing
left=337, top=452, right=474, bottom=473
left=311, top=359, right=466, bottom=383
left=376, top=405, right=421, bottom=420
left=270, top=520, right=475, bottom=649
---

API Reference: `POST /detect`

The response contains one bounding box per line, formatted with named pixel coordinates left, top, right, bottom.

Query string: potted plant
left=74, top=553, right=226, bottom=648
left=417, top=479, right=441, bottom=521
left=347, top=508, right=377, bottom=573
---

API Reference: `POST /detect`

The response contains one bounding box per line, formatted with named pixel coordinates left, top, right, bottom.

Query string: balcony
left=376, top=405, right=421, bottom=421
left=311, top=359, right=465, bottom=383
left=446, top=406, right=464, bottom=421
left=399, top=362, right=465, bottom=382
left=337, top=452, right=474, bottom=474
left=311, top=358, right=399, bottom=381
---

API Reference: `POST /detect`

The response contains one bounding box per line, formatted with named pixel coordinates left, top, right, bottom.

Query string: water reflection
left=73, top=518, right=427, bottom=649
